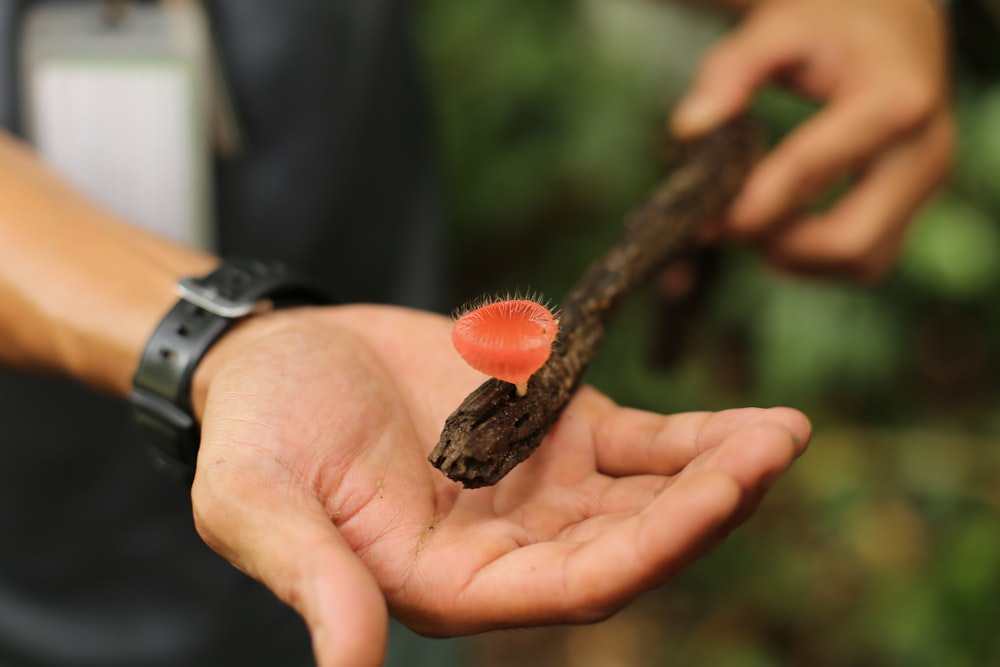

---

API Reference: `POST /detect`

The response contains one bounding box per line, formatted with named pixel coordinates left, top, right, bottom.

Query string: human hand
left=188, top=304, right=810, bottom=667
left=673, top=0, right=954, bottom=279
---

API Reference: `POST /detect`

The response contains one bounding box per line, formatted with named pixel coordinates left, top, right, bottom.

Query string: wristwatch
left=129, top=258, right=329, bottom=480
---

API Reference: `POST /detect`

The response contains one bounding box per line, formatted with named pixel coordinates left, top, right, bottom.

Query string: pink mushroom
left=451, top=298, right=558, bottom=396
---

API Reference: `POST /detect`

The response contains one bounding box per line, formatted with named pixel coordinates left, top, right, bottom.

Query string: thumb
left=298, top=526, right=389, bottom=667
left=672, top=12, right=802, bottom=138
left=192, top=475, right=388, bottom=667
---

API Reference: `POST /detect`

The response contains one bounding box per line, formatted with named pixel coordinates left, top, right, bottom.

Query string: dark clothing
left=0, top=1, right=446, bottom=665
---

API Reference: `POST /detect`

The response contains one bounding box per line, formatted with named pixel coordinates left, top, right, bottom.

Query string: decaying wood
left=429, top=116, right=764, bottom=488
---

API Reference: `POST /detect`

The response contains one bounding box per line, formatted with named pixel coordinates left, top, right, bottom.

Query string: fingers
left=593, top=395, right=810, bottom=479
left=682, top=411, right=809, bottom=484
left=460, top=409, right=809, bottom=627
left=729, top=90, right=935, bottom=234
left=671, top=0, right=952, bottom=280
left=760, top=113, right=954, bottom=279
left=453, top=470, right=742, bottom=630
left=672, top=13, right=802, bottom=138
left=192, top=466, right=388, bottom=667
left=416, top=401, right=810, bottom=634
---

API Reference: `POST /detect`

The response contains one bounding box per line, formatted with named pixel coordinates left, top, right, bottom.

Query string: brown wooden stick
left=429, top=117, right=764, bottom=488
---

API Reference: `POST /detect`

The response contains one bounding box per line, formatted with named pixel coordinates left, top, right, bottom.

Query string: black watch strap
left=129, top=258, right=329, bottom=480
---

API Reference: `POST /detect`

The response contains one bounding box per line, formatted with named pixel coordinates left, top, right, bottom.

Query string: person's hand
left=188, top=304, right=810, bottom=667
left=673, top=0, right=954, bottom=279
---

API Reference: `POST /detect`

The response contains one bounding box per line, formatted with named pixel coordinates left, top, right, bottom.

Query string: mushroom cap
left=451, top=299, right=558, bottom=386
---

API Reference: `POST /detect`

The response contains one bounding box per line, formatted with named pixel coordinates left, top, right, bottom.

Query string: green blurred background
left=416, top=1, right=1000, bottom=665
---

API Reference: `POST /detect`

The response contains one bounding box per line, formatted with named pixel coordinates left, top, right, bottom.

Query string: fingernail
left=672, top=95, right=720, bottom=137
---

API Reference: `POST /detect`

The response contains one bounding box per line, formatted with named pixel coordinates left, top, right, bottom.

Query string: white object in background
left=20, top=2, right=215, bottom=250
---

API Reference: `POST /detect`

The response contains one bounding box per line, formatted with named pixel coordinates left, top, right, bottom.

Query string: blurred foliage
left=417, top=0, right=1000, bottom=665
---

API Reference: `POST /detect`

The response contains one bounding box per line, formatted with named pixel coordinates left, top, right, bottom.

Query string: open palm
left=189, top=304, right=810, bottom=667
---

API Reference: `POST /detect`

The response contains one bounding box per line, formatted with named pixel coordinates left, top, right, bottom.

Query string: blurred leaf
left=954, top=85, right=1000, bottom=209
left=751, top=278, right=902, bottom=406
left=900, top=195, right=1000, bottom=300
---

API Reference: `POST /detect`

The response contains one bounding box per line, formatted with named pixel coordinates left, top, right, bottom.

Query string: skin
left=189, top=305, right=810, bottom=666
left=674, top=0, right=954, bottom=280
left=0, top=0, right=955, bottom=663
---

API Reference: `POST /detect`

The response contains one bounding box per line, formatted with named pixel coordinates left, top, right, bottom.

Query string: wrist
left=129, top=259, right=330, bottom=479
left=59, top=248, right=217, bottom=397
left=188, top=309, right=289, bottom=423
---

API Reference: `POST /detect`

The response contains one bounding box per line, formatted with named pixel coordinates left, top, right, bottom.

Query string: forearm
left=681, top=0, right=945, bottom=16
left=675, top=0, right=754, bottom=13
left=0, top=129, right=217, bottom=397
